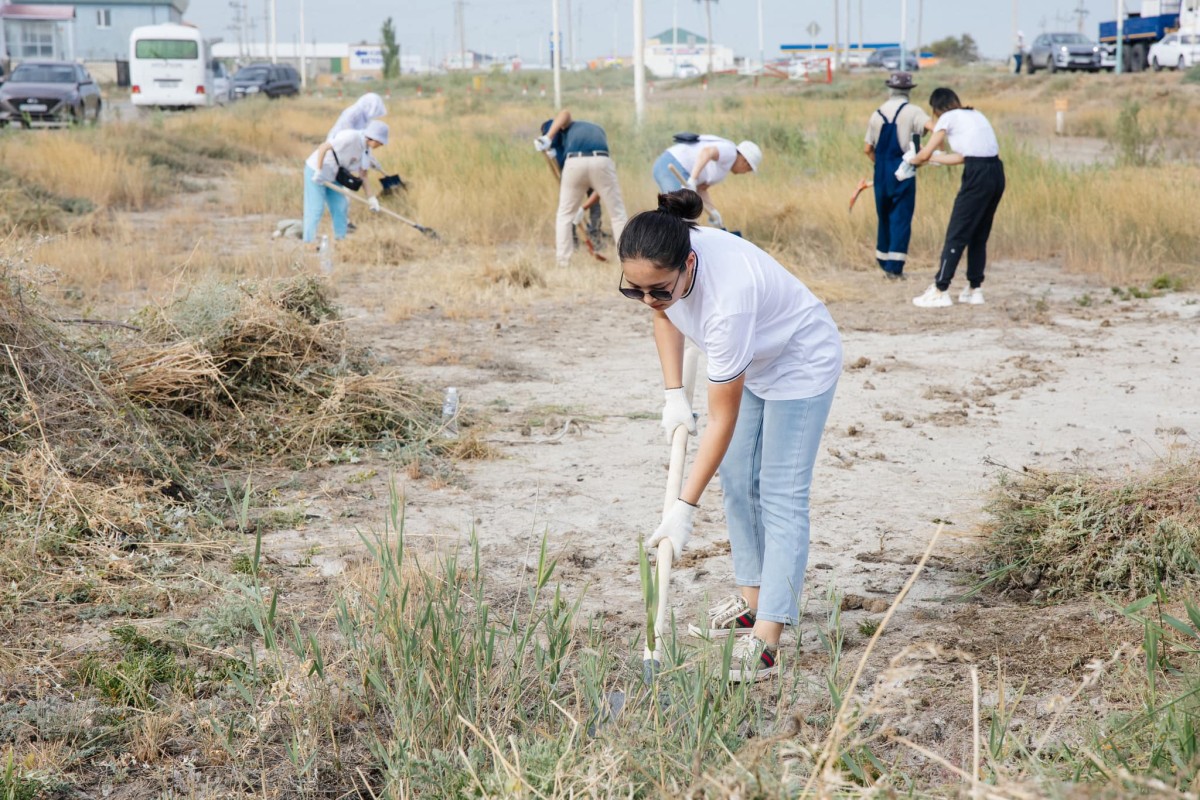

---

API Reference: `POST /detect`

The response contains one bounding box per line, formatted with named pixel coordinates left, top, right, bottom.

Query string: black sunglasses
left=619, top=265, right=686, bottom=302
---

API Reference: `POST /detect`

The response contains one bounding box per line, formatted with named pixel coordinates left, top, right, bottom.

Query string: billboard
left=349, top=45, right=383, bottom=71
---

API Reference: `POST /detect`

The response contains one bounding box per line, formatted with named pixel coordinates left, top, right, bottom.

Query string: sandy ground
left=252, top=252, right=1200, bottom=663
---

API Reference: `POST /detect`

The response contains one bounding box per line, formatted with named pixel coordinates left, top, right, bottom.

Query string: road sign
left=349, top=45, right=383, bottom=71
left=806, top=21, right=821, bottom=38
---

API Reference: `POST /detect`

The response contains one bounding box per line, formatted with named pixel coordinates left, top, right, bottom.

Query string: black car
left=0, top=61, right=102, bottom=126
left=1026, top=32, right=1101, bottom=73
left=866, top=47, right=921, bottom=71
left=231, top=63, right=300, bottom=99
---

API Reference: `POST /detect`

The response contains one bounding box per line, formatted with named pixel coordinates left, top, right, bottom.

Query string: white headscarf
left=326, top=92, right=387, bottom=141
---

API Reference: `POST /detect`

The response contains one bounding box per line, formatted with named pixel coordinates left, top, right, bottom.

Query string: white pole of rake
left=645, top=342, right=701, bottom=668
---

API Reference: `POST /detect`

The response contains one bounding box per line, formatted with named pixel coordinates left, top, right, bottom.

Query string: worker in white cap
left=303, top=119, right=389, bottom=243
left=651, top=134, right=761, bottom=230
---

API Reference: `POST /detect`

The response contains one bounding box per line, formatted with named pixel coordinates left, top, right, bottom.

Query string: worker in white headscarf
left=328, top=93, right=390, bottom=185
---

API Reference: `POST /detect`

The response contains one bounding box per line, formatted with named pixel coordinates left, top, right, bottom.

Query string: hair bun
left=656, top=189, right=705, bottom=221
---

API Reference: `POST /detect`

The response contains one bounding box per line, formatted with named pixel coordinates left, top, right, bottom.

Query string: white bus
left=130, top=23, right=226, bottom=109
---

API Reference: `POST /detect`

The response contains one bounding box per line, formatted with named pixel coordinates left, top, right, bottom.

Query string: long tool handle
left=647, top=341, right=701, bottom=669
left=322, top=181, right=440, bottom=239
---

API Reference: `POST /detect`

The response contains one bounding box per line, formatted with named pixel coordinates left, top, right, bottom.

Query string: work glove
left=661, top=387, right=697, bottom=443
left=901, top=142, right=918, bottom=165
left=684, top=177, right=699, bottom=192
left=894, top=159, right=916, bottom=182
left=572, top=206, right=587, bottom=226
left=534, top=135, right=552, bottom=152
left=368, top=196, right=381, bottom=213
left=646, top=499, right=697, bottom=561
left=707, top=208, right=724, bottom=229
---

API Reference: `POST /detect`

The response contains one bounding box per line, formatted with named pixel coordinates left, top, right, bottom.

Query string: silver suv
left=1026, top=32, right=1101, bottom=73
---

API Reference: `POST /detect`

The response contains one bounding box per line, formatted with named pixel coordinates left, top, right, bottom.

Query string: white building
left=644, top=27, right=734, bottom=78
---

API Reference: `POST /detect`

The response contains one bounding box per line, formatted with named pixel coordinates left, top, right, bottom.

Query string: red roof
left=1, top=4, right=76, bottom=20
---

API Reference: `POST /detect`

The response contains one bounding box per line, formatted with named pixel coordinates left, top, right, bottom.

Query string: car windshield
left=1050, top=34, right=1090, bottom=44
left=235, top=67, right=269, bottom=81
left=10, top=65, right=75, bottom=83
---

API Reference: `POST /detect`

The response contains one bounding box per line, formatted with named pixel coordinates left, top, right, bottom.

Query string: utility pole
left=633, top=0, right=644, bottom=124
left=845, top=0, right=851, bottom=66
left=269, top=0, right=276, bottom=63
left=900, top=0, right=908, bottom=70
left=1074, top=0, right=1089, bottom=33
left=757, top=0, right=764, bottom=73
left=672, top=0, right=678, bottom=76
left=1115, top=0, right=1124, bottom=74
left=1012, top=0, right=1018, bottom=72
left=858, top=0, right=863, bottom=59
left=298, top=0, right=305, bottom=88
left=832, top=0, right=839, bottom=70
left=455, top=0, right=467, bottom=71
left=552, top=0, right=561, bottom=108
left=916, top=0, right=924, bottom=63
left=704, top=0, right=714, bottom=78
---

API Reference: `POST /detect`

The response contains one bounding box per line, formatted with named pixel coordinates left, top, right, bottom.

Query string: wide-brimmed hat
left=736, top=140, right=762, bottom=173
left=886, top=71, right=916, bottom=90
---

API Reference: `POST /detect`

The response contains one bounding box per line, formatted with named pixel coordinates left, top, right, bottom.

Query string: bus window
left=135, top=39, right=199, bottom=59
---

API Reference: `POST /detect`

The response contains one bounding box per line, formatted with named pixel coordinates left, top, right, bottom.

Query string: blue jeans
left=719, top=382, right=837, bottom=625
left=652, top=151, right=688, bottom=193
left=303, top=165, right=349, bottom=242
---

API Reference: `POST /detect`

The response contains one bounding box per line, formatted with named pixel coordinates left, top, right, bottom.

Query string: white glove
left=707, top=208, right=724, bottom=228
left=368, top=196, right=380, bottom=213
left=534, top=135, right=552, bottom=152
left=661, top=387, right=696, bottom=443
left=901, top=142, right=918, bottom=165
left=572, top=206, right=587, bottom=226
left=684, top=177, right=698, bottom=192
left=647, top=499, right=696, bottom=560
left=311, top=171, right=325, bottom=185
left=894, top=160, right=916, bottom=182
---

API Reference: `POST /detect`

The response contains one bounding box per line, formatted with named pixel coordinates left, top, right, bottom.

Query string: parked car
left=675, top=62, right=700, bottom=79
left=866, top=47, right=921, bottom=71
left=231, top=62, right=300, bottom=99
left=211, top=60, right=233, bottom=103
left=1026, top=32, right=1101, bottom=73
left=0, top=61, right=102, bottom=126
left=1149, top=31, right=1200, bottom=70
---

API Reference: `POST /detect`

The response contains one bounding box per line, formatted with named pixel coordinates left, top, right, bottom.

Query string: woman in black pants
left=907, top=88, right=1005, bottom=308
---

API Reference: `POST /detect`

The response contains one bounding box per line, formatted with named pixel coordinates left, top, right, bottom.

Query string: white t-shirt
left=934, top=108, right=999, bottom=158
left=667, top=135, right=739, bottom=187
left=306, top=129, right=368, bottom=183
left=665, top=227, right=843, bottom=400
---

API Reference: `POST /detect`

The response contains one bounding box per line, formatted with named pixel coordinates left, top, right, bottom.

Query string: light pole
left=552, top=0, right=561, bottom=107
left=634, top=0, right=644, bottom=124
left=899, top=0, right=908, bottom=71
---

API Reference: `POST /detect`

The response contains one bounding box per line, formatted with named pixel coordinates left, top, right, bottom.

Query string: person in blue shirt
left=534, top=109, right=628, bottom=267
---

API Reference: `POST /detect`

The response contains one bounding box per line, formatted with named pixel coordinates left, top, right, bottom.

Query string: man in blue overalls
left=863, top=72, right=931, bottom=279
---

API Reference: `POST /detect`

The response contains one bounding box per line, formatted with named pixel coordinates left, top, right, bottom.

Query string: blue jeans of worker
left=652, top=151, right=688, bottom=192
left=719, top=381, right=837, bottom=626
left=873, top=176, right=916, bottom=276
left=303, top=165, right=349, bottom=243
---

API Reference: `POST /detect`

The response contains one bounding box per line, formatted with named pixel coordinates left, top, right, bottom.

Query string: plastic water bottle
left=318, top=235, right=332, bottom=274
left=441, top=387, right=459, bottom=439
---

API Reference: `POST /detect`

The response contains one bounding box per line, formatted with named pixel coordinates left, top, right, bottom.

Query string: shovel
left=592, top=343, right=701, bottom=734
left=322, top=181, right=441, bottom=241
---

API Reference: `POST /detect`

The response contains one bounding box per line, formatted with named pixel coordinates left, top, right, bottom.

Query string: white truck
left=1099, top=0, right=1200, bottom=71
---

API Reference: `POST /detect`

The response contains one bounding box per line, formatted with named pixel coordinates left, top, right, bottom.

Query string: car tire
left=93, top=101, right=102, bottom=124
left=1026, top=58, right=1036, bottom=74
left=1048, top=59, right=1058, bottom=73
left=1179, top=56, right=1186, bottom=71
left=1152, top=56, right=1162, bottom=71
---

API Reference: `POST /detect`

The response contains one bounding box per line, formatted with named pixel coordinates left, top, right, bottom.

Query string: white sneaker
left=688, top=594, right=756, bottom=639
left=726, top=633, right=779, bottom=683
left=912, top=285, right=952, bottom=308
left=958, top=287, right=985, bottom=305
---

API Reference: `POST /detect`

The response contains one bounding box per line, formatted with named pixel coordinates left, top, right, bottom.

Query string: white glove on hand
left=572, top=206, right=587, bottom=226
left=901, top=142, right=918, bottom=165
left=647, top=499, right=696, bottom=560
left=368, top=196, right=381, bottom=213
left=661, top=387, right=697, bottom=443
left=534, top=135, right=552, bottom=152
left=894, top=160, right=916, bottom=182
left=707, top=208, right=724, bottom=228
left=684, top=177, right=699, bottom=192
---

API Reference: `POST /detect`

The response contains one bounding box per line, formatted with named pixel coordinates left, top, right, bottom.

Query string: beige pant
left=556, top=155, right=627, bottom=266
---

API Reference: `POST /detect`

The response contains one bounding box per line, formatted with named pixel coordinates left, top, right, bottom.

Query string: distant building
left=644, top=27, right=735, bottom=78
left=210, top=42, right=427, bottom=82
left=1, top=0, right=187, bottom=63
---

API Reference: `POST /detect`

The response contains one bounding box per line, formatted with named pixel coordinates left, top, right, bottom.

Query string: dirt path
left=256, top=256, right=1200, bottom=655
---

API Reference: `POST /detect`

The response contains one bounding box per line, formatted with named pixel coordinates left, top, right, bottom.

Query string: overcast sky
left=188, top=0, right=1114, bottom=64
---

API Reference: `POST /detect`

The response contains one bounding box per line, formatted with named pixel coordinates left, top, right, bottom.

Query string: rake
left=322, top=181, right=441, bottom=240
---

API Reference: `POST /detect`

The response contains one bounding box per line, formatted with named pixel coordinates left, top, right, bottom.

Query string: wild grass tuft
left=979, top=459, right=1200, bottom=599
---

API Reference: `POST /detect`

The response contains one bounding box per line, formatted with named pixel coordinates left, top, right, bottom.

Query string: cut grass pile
left=981, top=460, right=1200, bottom=598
